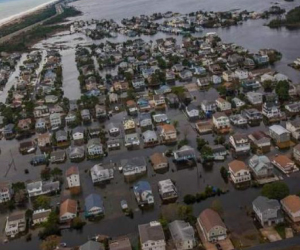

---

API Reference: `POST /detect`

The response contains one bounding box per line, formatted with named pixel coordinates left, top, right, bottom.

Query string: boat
left=27, top=147, right=36, bottom=153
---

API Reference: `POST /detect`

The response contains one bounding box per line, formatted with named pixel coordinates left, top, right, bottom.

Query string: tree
left=40, top=235, right=61, bottom=250
left=220, top=166, right=228, bottom=183
left=196, top=138, right=208, bottom=151
left=262, top=80, right=273, bottom=92
left=214, top=136, right=226, bottom=145
left=275, top=80, right=290, bottom=102
left=200, top=145, right=213, bottom=161
left=261, top=182, right=290, bottom=200
left=50, top=167, right=63, bottom=177
left=183, top=194, right=196, bottom=204
left=41, top=168, right=51, bottom=181
left=33, top=195, right=51, bottom=210
left=72, top=217, right=86, bottom=230
left=177, top=205, right=193, bottom=220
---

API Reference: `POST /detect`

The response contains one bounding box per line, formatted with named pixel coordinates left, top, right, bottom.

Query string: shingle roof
left=198, top=208, right=226, bottom=232
left=85, top=194, right=104, bottom=212
left=138, top=221, right=165, bottom=244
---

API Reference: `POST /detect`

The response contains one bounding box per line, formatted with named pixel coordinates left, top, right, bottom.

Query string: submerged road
left=248, top=235, right=300, bottom=250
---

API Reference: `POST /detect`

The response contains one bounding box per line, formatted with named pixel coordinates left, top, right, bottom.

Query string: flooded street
left=1, top=0, right=300, bottom=249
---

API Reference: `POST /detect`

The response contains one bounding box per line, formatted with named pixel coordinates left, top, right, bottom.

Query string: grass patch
left=275, top=223, right=286, bottom=239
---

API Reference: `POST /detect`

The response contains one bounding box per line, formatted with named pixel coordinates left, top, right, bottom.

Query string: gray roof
left=249, top=155, right=272, bottom=172
left=169, top=220, right=195, bottom=242
left=253, top=196, right=280, bottom=213
left=138, top=221, right=165, bottom=244
left=85, top=194, right=104, bottom=212
left=80, top=240, right=104, bottom=250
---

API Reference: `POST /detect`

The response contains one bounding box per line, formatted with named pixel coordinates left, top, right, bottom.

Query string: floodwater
left=2, top=0, right=300, bottom=249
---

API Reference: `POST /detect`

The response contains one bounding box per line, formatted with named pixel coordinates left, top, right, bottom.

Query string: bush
left=261, top=182, right=289, bottom=200
left=220, top=166, right=228, bottom=183
left=183, top=194, right=196, bottom=204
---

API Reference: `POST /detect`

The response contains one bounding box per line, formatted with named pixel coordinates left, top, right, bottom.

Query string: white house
left=90, top=163, right=114, bottom=183
left=246, top=92, right=263, bottom=105
left=212, top=112, right=230, bottom=130
left=0, top=182, right=13, bottom=204
left=286, top=120, right=300, bottom=140
left=228, top=160, right=251, bottom=184
left=216, top=98, right=231, bottom=111
left=232, top=97, right=245, bottom=108
left=139, top=221, right=166, bottom=250
left=229, top=133, right=250, bottom=154
left=59, top=199, right=77, bottom=222
left=65, top=166, right=80, bottom=189
left=49, top=113, right=61, bottom=128
left=169, top=220, right=196, bottom=250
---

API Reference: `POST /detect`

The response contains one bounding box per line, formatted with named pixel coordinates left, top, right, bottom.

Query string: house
left=95, top=104, right=107, bottom=119
left=81, top=109, right=91, bottom=122
left=185, top=103, right=199, bottom=120
left=286, top=120, right=300, bottom=140
left=60, top=199, right=77, bottom=222
left=252, top=196, right=284, bottom=227
left=235, top=69, right=249, bottom=80
left=197, top=76, right=211, bottom=88
left=281, top=195, right=300, bottom=223
left=230, top=114, right=247, bottom=127
left=69, top=146, right=85, bottom=162
left=150, top=152, right=168, bottom=171
left=246, top=92, right=263, bottom=105
left=232, top=97, right=245, bottom=108
left=72, top=127, right=85, bottom=143
left=211, top=145, right=227, bottom=161
left=121, top=157, right=147, bottom=181
left=26, top=180, right=60, bottom=197
left=142, top=130, right=159, bottom=146
left=32, top=209, right=51, bottom=226
left=37, top=133, right=51, bottom=148
left=197, top=208, right=227, bottom=242
left=262, top=102, right=281, bottom=120
left=19, top=141, right=36, bottom=154
left=107, top=138, right=121, bottom=151
left=285, top=102, right=300, bottom=115
left=5, top=211, right=26, bottom=237
left=134, top=181, right=154, bottom=206
left=269, top=125, right=291, bottom=149
left=79, top=241, right=104, bottom=250
left=272, top=155, right=297, bottom=174
left=3, top=123, right=15, bottom=139
left=56, top=130, right=68, bottom=145
left=158, top=179, right=178, bottom=201
left=248, top=130, right=271, bottom=153
left=87, top=138, right=103, bottom=158
left=248, top=155, right=274, bottom=179
left=228, top=160, right=251, bottom=185
left=196, top=120, right=213, bottom=134
left=66, top=166, right=80, bottom=189
left=109, top=238, right=132, bottom=250
left=50, top=150, right=66, bottom=163
left=216, top=98, right=231, bottom=112
left=49, top=113, right=61, bottom=129
left=160, top=124, right=177, bottom=143
left=241, top=80, right=261, bottom=93
left=124, top=133, right=140, bottom=148
left=293, top=144, right=300, bottom=163
left=139, top=221, right=165, bottom=250
left=241, top=108, right=262, bottom=125
left=35, top=118, right=47, bottom=132
left=212, top=112, right=230, bottom=132
left=179, top=70, right=193, bottom=81
left=169, top=220, right=196, bottom=250
left=90, top=163, right=114, bottom=184
left=201, top=100, right=217, bottom=114
left=65, top=111, right=77, bottom=125
left=153, top=94, right=166, bottom=108
left=17, top=118, right=32, bottom=131
left=229, top=133, right=250, bottom=155
left=34, top=105, right=49, bottom=118
left=153, top=113, right=169, bottom=124
left=0, top=182, right=13, bottom=203
left=123, top=118, right=136, bottom=134
left=139, top=113, right=153, bottom=131
left=107, top=123, right=120, bottom=136
left=137, top=98, right=151, bottom=111
left=166, top=93, right=179, bottom=108
left=45, top=95, right=58, bottom=104
left=85, top=193, right=104, bottom=218
left=173, top=145, right=196, bottom=162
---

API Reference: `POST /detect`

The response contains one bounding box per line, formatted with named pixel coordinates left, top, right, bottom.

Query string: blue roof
left=85, top=193, right=104, bottom=211
left=134, top=181, right=151, bottom=193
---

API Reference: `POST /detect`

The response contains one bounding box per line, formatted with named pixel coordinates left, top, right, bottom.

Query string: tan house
left=196, top=120, right=213, bottom=134
left=228, top=160, right=251, bottom=185
left=123, top=118, right=136, bottom=134
left=32, top=209, right=51, bottom=226
left=272, top=155, right=298, bottom=174
left=293, top=144, right=300, bottom=163
left=109, top=237, right=132, bottom=250
left=281, top=195, right=300, bottom=222
left=37, top=133, right=51, bottom=148
left=197, top=208, right=227, bottom=242
left=160, top=124, right=177, bottom=143
left=150, top=153, right=168, bottom=171
left=59, top=199, right=77, bottom=222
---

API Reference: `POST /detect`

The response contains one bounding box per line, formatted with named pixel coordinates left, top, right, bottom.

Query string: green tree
left=72, top=217, right=86, bottom=230
left=41, top=168, right=51, bottom=181
left=261, top=182, right=290, bottom=200
left=200, top=145, right=213, bottom=161
left=196, top=138, right=208, bottom=151
left=275, top=80, right=290, bottom=102
left=183, top=194, right=196, bottom=204
left=50, top=167, right=63, bottom=177
left=40, top=235, right=61, bottom=250
left=33, top=195, right=51, bottom=210
left=210, top=199, right=224, bottom=216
